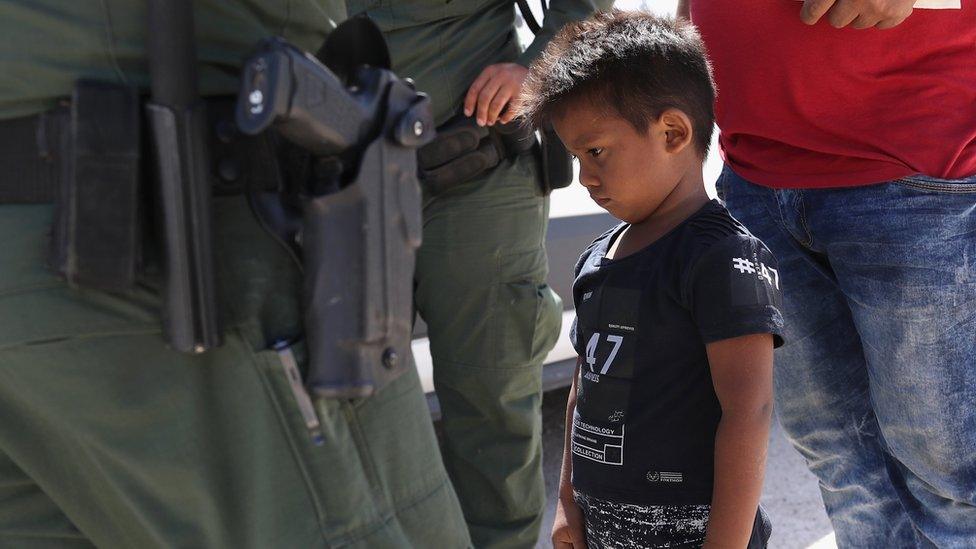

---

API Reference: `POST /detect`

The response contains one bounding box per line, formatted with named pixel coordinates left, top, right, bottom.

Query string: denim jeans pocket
left=894, top=173, right=976, bottom=193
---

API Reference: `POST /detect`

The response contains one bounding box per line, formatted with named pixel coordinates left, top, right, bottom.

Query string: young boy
left=518, top=11, right=784, bottom=548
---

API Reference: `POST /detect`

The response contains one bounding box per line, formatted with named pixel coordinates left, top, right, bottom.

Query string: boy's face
left=551, top=99, right=691, bottom=225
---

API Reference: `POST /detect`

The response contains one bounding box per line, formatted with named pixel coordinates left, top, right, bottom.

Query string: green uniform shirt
left=0, top=1, right=345, bottom=119
left=347, top=0, right=608, bottom=125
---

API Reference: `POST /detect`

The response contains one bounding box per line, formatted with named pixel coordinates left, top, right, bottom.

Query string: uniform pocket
left=258, top=346, right=455, bottom=544
left=492, top=247, right=558, bottom=369
left=252, top=344, right=387, bottom=542
left=493, top=280, right=548, bottom=368
left=343, top=364, right=453, bottom=510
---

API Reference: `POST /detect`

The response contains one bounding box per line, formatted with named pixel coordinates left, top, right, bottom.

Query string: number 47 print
left=585, top=332, right=624, bottom=374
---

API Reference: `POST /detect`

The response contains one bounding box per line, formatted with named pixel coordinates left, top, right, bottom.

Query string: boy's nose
left=578, top=166, right=599, bottom=188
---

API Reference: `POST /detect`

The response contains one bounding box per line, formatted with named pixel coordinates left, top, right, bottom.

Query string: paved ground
left=534, top=388, right=837, bottom=549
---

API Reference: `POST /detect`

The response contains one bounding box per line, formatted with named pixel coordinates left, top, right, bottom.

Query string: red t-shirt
left=690, top=1, right=976, bottom=188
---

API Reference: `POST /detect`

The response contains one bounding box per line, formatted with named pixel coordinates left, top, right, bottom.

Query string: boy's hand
left=800, top=0, right=914, bottom=29
left=463, top=63, right=528, bottom=127
left=551, top=495, right=588, bottom=549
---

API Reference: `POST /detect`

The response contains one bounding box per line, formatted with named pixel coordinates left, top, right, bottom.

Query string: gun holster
left=236, top=22, right=433, bottom=399
left=49, top=80, right=142, bottom=290
left=300, top=77, right=427, bottom=398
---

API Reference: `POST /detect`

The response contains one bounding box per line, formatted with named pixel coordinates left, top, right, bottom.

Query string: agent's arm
left=681, top=0, right=914, bottom=29
left=800, top=0, right=915, bottom=29
left=464, top=0, right=612, bottom=126
left=702, top=333, right=774, bottom=548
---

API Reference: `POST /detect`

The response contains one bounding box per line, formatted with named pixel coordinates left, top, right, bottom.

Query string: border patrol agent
left=346, top=1, right=610, bottom=547
left=0, top=2, right=470, bottom=547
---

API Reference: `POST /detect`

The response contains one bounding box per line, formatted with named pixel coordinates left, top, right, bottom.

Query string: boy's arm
left=552, top=358, right=588, bottom=549
left=703, top=333, right=774, bottom=549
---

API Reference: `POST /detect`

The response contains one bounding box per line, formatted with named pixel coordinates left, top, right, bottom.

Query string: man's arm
left=551, top=359, right=588, bottom=549
left=800, top=0, right=915, bottom=29
left=680, top=0, right=914, bottom=29
left=517, top=0, right=612, bottom=68
left=702, top=334, right=774, bottom=548
left=464, top=0, right=612, bottom=126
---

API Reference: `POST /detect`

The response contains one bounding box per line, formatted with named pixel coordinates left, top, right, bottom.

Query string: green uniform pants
left=0, top=197, right=471, bottom=548
left=415, top=154, right=563, bottom=548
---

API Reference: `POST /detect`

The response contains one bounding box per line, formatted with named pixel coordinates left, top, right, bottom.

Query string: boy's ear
left=658, top=109, right=694, bottom=155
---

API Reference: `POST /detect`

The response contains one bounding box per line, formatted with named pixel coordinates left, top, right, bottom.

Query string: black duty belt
left=417, top=113, right=536, bottom=193
left=416, top=111, right=575, bottom=195
left=0, top=97, right=281, bottom=205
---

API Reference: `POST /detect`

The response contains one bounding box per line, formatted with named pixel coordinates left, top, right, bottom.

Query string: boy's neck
left=609, top=169, right=710, bottom=260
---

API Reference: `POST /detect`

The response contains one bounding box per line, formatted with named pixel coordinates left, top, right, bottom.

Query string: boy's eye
left=570, top=149, right=603, bottom=161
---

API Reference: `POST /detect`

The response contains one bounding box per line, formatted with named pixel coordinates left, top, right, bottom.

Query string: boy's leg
left=718, top=168, right=918, bottom=547
left=415, top=155, right=562, bottom=549
left=0, top=199, right=471, bottom=549
left=807, top=174, right=976, bottom=546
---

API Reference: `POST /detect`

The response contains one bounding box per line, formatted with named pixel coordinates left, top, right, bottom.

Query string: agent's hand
left=463, top=63, right=528, bottom=127
left=551, top=496, right=588, bottom=549
left=800, top=0, right=915, bottom=29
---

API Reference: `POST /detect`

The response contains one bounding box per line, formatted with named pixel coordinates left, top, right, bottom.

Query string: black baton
left=145, top=0, right=222, bottom=353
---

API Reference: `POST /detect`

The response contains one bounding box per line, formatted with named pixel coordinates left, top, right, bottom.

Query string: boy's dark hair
left=519, top=10, right=716, bottom=156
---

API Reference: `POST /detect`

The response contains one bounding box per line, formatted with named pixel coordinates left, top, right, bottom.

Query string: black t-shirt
left=569, top=200, right=785, bottom=506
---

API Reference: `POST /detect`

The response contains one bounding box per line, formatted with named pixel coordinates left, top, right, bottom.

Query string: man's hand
left=800, top=0, right=915, bottom=29
left=463, top=63, right=528, bottom=127
left=551, top=495, right=588, bottom=549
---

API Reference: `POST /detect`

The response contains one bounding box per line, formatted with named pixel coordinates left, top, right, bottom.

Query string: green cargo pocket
left=344, top=364, right=454, bottom=516
left=493, top=280, right=543, bottom=368
left=492, top=249, right=562, bottom=369
left=255, top=344, right=457, bottom=546
left=532, top=282, right=562, bottom=363
left=253, top=344, right=386, bottom=542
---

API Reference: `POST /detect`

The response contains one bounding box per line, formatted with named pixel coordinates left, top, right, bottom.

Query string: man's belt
left=417, top=113, right=535, bottom=193
left=0, top=83, right=285, bottom=312
left=417, top=111, right=574, bottom=194
left=0, top=96, right=280, bottom=205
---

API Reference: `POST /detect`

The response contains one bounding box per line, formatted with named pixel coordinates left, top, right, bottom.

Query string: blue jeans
left=717, top=167, right=976, bottom=548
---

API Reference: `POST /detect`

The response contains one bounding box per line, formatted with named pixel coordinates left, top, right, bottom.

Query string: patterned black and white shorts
left=573, top=491, right=771, bottom=549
